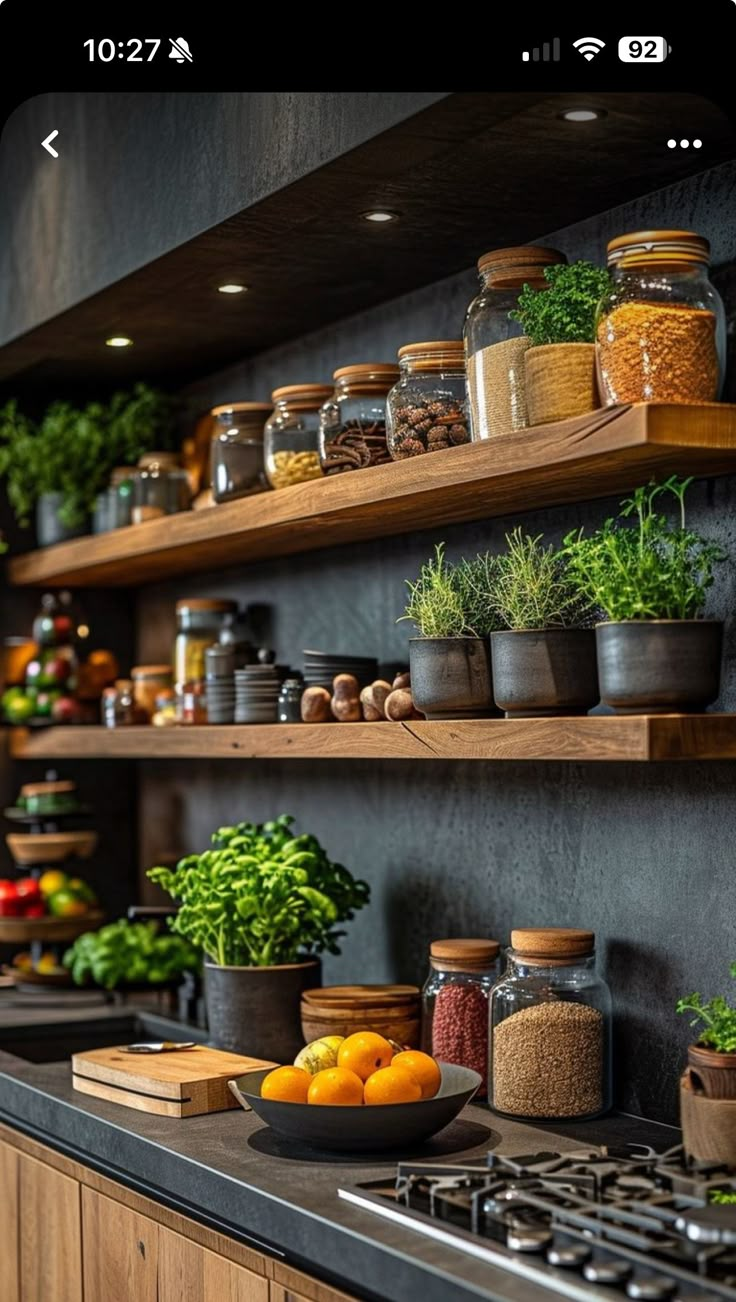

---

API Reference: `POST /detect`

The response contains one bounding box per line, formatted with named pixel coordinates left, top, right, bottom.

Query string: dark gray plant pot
left=409, top=637, right=494, bottom=719
left=36, top=493, right=88, bottom=548
left=596, top=620, right=723, bottom=714
left=491, top=628, right=599, bottom=717
left=204, top=957, right=321, bottom=1061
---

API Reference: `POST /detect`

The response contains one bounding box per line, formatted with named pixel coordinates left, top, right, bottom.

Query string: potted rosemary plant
left=149, top=815, right=369, bottom=1060
left=400, top=544, right=499, bottom=718
left=563, top=477, right=724, bottom=713
left=510, top=261, right=612, bottom=425
left=488, top=528, right=599, bottom=717
left=677, top=964, right=736, bottom=1167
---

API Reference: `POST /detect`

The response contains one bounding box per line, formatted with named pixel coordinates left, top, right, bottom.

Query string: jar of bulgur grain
left=596, top=230, right=725, bottom=405
left=464, top=246, right=566, bottom=439
left=264, top=385, right=332, bottom=489
left=422, top=938, right=500, bottom=1091
left=489, top=927, right=612, bottom=1120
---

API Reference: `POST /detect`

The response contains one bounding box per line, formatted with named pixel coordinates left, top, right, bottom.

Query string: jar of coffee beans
left=318, top=363, right=399, bottom=474
left=264, top=385, right=332, bottom=490
left=489, top=927, right=612, bottom=1120
left=386, top=342, right=470, bottom=460
left=422, top=938, right=500, bottom=1091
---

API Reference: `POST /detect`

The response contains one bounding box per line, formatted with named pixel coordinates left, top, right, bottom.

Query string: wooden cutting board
left=72, top=1045, right=275, bottom=1117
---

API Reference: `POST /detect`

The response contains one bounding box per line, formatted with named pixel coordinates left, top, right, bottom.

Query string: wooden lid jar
left=422, top=938, right=501, bottom=1091
left=318, top=363, right=399, bottom=476
left=265, top=385, right=332, bottom=490
left=386, top=343, right=470, bottom=461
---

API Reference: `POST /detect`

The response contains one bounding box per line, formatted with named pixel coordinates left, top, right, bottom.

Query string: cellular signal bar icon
left=522, top=37, right=560, bottom=61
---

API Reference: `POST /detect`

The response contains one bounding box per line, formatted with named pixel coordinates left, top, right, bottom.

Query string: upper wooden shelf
left=9, top=716, right=736, bottom=763
left=8, top=403, right=736, bottom=589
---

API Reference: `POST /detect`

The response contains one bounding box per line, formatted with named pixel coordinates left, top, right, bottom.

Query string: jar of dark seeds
left=422, top=938, right=500, bottom=1091
left=489, top=927, right=612, bottom=1121
left=318, top=363, right=399, bottom=475
left=386, top=341, right=470, bottom=460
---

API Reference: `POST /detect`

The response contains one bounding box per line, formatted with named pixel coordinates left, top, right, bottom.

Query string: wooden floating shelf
left=0, top=912, right=103, bottom=944
left=9, top=717, right=736, bottom=764
left=8, top=403, right=736, bottom=588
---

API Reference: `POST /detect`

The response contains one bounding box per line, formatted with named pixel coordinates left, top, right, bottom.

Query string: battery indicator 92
left=618, top=36, right=670, bottom=62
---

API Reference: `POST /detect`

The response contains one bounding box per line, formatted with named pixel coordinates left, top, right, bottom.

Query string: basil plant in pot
left=677, top=965, right=736, bottom=1167
left=149, top=815, right=369, bottom=1060
left=488, top=528, right=599, bottom=717
left=510, top=261, right=612, bottom=425
left=563, top=477, right=725, bottom=713
left=400, top=543, right=500, bottom=719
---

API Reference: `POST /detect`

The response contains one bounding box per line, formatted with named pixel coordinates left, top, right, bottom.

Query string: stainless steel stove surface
left=339, top=1146, right=736, bottom=1301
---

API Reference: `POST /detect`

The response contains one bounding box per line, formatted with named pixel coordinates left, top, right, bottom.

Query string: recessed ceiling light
left=105, top=336, right=133, bottom=348
left=361, top=210, right=399, bottom=223
left=217, top=283, right=248, bottom=294
left=560, top=109, right=604, bottom=122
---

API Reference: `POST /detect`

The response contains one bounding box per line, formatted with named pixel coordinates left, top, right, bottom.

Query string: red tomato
left=15, top=877, right=41, bottom=900
left=0, top=880, right=21, bottom=917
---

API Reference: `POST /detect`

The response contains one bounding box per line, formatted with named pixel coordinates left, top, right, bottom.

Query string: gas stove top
left=339, top=1146, right=736, bottom=1301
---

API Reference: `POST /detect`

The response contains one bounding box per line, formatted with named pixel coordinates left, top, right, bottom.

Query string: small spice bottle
left=596, top=230, right=726, bottom=405
left=489, top=927, right=612, bottom=1121
left=264, top=385, right=332, bottom=489
left=278, top=677, right=304, bottom=723
left=318, top=364, right=399, bottom=474
left=386, top=343, right=470, bottom=460
left=422, top=938, right=500, bottom=1091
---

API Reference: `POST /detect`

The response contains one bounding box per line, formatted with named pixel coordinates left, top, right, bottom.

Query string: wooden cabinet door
left=158, top=1225, right=268, bottom=1302
left=19, top=1153, right=82, bottom=1302
left=270, top=1273, right=359, bottom=1302
left=82, top=1187, right=158, bottom=1302
left=0, top=1139, right=19, bottom=1302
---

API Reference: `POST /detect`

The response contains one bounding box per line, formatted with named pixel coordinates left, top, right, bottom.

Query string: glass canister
left=131, top=664, right=173, bottom=721
left=108, top=467, right=135, bottom=529
left=422, top=938, right=500, bottom=1091
left=318, top=363, right=399, bottom=474
left=210, top=403, right=272, bottom=503
left=489, top=927, right=612, bottom=1121
left=596, top=230, right=726, bottom=405
left=278, top=677, right=304, bottom=723
left=464, top=246, right=567, bottom=439
left=264, top=385, right=332, bottom=489
left=174, top=599, right=237, bottom=692
left=386, top=343, right=470, bottom=460
left=132, top=453, right=191, bottom=524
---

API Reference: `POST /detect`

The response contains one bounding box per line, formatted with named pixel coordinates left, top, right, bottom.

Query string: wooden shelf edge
left=8, top=716, right=736, bottom=763
left=8, top=403, right=736, bottom=588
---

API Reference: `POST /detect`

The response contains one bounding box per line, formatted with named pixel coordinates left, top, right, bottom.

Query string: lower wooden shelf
left=8, top=716, right=736, bottom=762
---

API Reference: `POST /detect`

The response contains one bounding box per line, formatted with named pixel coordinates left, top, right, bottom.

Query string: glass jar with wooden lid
left=264, top=385, right=333, bottom=489
left=174, top=599, right=237, bottom=692
left=596, top=229, right=725, bottom=405
left=131, top=664, right=173, bottom=721
left=489, top=927, right=612, bottom=1120
left=318, top=364, right=399, bottom=474
left=422, top=938, right=500, bottom=1091
left=131, top=453, right=191, bottom=524
left=386, top=343, right=470, bottom=460
left=464, top=246, right=567, bottom=439
left=210, top=403, right=272, bottom=504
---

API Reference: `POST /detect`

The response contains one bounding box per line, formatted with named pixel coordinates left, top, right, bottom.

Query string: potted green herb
left=677, top=965, right=736, bottom=1168
left=149, top=815, right=369, bottom=1060
left=563, top=476, right=724, bottom=713
left=488, top=529, right=598, bottom=717
left=400, top=544, right=500, bottom=719
left=510, top=261, right=612, bottom=425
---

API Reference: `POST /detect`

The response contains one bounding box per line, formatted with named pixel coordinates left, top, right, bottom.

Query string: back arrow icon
left=42, top=131, right=59, bottom=158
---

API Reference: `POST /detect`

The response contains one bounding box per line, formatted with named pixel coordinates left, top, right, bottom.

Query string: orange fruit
left=307, top=1067, right=364, bottom=1106
left=363, top=1065, right=422, bottom=1106
left=392, top=1050, right=442, bottom=1100
left=260, top=1066, right=311, bottom=1104
left=337, top=1031, right=394, bottom=1082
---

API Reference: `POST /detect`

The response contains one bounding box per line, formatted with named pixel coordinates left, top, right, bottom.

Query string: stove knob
left=506, top=1228, right=553, bottom=1253
left=626, top=1279, right=677, bottom=1300
left=583, top=1260, right=633, bottom=1286
left=547, top=1244, right=592, bottom=1268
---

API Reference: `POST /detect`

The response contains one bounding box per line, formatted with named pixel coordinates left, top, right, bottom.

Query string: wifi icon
left=573, top=35, right=606, bottom=61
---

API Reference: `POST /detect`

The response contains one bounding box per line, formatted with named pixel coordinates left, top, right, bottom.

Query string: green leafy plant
left=677, top=963, right=736, bottom=1052
left=510, top=261, right=613, bottom=347
left=562, top=477, right=724, bottom=621
left=148, top=815, right=369, bottom=968
left=491, top=528, right=595, bottom=630
left=63, top=919, right=199, bottom=990
left=0, top=383, right=176, bottom=528
left=399, top=543, right=501, bottom=638
left=710, top=1191, right=736, bottom=1204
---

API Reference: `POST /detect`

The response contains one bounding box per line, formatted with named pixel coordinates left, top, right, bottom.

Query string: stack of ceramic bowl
left=235, top=665, right=282, bottom=723
left=302, top=650, right=378, bottom=690
left=205, top=645, right=235, bottom=724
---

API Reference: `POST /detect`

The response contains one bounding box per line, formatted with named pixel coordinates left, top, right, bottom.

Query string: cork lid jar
left=386, top=343, right=471, bottom=461
left=265, top=385, right=332, bottom=490
left=318, top=363, right=399, bottom=476
left=422, top=937, right=501, bottom=1092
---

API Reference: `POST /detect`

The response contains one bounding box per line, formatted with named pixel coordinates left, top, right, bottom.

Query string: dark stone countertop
left=0, top=1002, right=679, bottom=1302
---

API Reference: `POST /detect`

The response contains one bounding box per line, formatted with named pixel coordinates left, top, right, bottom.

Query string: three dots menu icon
left=522, top=38, right=560, bottom=62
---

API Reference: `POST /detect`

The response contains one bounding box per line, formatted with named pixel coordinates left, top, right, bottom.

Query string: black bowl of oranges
left=228, top=1031, right=481, bottom=1152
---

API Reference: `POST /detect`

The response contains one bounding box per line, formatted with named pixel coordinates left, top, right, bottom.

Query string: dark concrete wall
left=135, top=160, right=736, bottom=1126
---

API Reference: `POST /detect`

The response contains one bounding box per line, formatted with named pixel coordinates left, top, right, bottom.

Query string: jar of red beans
left=422, top=938, right=500, bottom=1090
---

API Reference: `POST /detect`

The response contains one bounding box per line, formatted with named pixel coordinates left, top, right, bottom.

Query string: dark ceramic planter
left=409, top=637, right=494, bottom=719
left=490, top=628, right=599, bottom=718
left=36, top=493, right=88, bottom=548
left=204, top=957, right=321, bottom=1061
left=687, top=1043, right=736, bottom=1100
left=596, top=620, right=723, bottom=714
